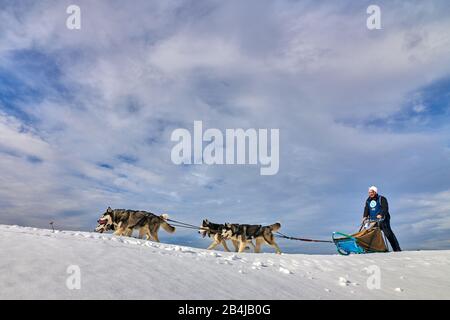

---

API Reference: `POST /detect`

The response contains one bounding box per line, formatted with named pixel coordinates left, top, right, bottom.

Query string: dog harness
left=244, top=225, right=263, bottom=240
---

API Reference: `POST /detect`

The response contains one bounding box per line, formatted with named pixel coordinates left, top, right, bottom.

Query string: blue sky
left=1, top=0, right=450, bottom=253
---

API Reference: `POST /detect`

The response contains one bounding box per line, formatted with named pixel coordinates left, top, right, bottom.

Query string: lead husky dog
left=221, top=222, right=282, bottom=254
left=199, top=219, right=254, bottom=252
left=95, top=207, right=176, bottom=242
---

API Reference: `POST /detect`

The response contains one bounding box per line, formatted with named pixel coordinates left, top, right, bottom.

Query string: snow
left=1, top=224, right=449, bottom=299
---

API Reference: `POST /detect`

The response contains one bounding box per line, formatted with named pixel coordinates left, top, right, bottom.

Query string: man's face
left=368, top=190, right=377, bottom=198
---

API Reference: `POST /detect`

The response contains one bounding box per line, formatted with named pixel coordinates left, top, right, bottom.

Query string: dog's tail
left=268, top=222, right=281, bottom=232
left=159, top=214, right=176, bottom=233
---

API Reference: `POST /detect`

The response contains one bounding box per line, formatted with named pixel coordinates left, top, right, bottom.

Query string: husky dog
left=95, top=207, right=176, bottom=242
left=199, top=219, right=256, bottom=252
left=221, top=222, right=282, bottom=254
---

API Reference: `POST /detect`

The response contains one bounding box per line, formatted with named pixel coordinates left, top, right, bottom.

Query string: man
left=363, top=186, right=401, bottom=252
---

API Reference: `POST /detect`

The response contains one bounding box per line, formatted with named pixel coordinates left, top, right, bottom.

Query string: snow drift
left=0, top=224, right=449, bottom=299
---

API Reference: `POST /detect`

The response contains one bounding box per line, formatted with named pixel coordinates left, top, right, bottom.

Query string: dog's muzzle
left=95, top=219, right=109, bottom=233
left=199, top=229, right=208, bottom=238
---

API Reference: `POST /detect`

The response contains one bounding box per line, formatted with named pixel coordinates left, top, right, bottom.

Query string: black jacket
left=363, top=195, right=390, bottom=219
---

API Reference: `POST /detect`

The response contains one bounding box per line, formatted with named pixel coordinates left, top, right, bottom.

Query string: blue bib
left=367, top=196, right=382, bottom=220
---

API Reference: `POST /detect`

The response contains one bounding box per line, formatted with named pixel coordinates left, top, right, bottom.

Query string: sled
left=332, top=220, right=389, bottom=255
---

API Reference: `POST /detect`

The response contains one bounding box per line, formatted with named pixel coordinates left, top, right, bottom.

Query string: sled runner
left=332, top=220, right=389, bottom=255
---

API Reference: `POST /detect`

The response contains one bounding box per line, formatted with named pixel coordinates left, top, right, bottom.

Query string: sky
left=1, top=0, right=450, bottom=253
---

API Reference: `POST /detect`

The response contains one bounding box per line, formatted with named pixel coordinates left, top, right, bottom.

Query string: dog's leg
left=272, top=242, right=282, bottom=255
left=207, top=234, right=220, bottom=250
left=114, top=227, right=126, bottom=236
left=221, top=240, right=231, bottom=252
left=238, top=238, right=247, bottom=253
left=255, top=238, right=264, bottom=253
left=113, top=222, right=124, bottom=236
left=151, top=231, right=160, bottom=242
left=207, top=241, right=220, bottom=250
left=125, top=228, right=134, bottom=237
left=266, top=236, right=282, bottom=254
left=231, top=240, right=239, bottom=252
left=139, top=225, right=150, bottom=240
left=262, top=232, right=282, bottom=254
left=138, top=227, right=146, bottom=239
left=215, top=234, right=230, bottom=252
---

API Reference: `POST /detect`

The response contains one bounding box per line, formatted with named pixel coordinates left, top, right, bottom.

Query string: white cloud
left=0, top=112, right=52, bottom=159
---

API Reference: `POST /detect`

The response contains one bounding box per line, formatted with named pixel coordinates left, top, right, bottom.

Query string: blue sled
left=332, top=232, right=366, bottom=255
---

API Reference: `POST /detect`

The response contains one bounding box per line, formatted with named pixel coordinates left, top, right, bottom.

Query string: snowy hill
left=1, top=224, right=449, bottom=300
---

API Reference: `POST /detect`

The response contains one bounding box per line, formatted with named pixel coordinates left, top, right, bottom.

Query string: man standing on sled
left=363, top=186, right=402, bottom=252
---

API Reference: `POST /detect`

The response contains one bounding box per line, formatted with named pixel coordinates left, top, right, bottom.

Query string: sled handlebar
left=359, top=217, right=385, bottom=231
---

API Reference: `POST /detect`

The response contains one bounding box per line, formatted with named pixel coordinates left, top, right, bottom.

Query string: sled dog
left=95, top=207, right=175, bottom=242
left=199, top=219, right=255, bottom=252
left=221, top=222, right=282, bottom=254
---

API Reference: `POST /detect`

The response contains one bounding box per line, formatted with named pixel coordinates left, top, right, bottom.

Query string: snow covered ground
left=0, top=224, right=449, bottom=300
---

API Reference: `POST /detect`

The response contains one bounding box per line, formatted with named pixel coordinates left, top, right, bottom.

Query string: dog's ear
left=107, top=206, right=112, bottom=212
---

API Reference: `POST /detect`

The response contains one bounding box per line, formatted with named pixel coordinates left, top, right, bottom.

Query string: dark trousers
left=379, top=217, right=401, bottom=252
